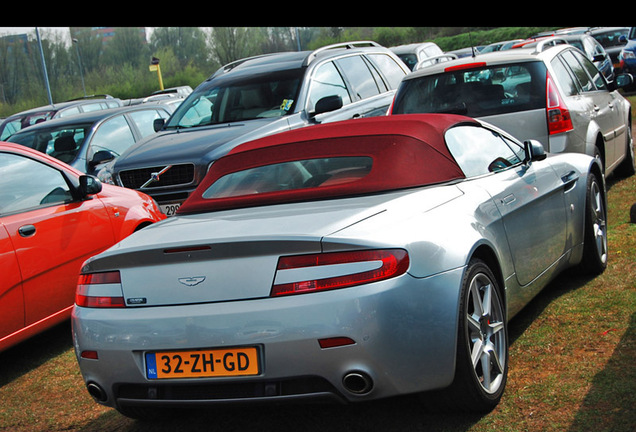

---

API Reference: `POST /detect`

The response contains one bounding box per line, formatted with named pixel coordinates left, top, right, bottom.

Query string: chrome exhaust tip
left=342, top=371, right=373, bottom=395
left=87, top=382, right=108, bottom=402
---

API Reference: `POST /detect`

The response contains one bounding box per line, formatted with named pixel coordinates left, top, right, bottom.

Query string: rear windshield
left=202, top=157, right=373, bottom=199
left=393, top=61, right=547, bottom=118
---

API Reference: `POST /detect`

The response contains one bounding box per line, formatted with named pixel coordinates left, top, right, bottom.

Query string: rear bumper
left=72, top=267, right=464, bottom=409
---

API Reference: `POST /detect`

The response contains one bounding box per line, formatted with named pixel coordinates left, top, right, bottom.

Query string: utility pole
left=35, top=27, right=53, bottom=105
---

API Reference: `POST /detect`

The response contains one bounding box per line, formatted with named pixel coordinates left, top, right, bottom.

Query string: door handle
left=500, top=194, right=516, bottom=205
left=18, top=225, right=36, bottom=237
left=561, top=171, right=578, bottom=191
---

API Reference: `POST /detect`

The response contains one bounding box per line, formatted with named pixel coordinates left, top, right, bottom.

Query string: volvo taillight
left=271, top=249, right=409, bottom=297
left=546, top=74, right=573, bottom=135
left=76, top=271, right=125, bottom=308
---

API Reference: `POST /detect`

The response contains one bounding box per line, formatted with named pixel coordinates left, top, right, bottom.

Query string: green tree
left=150, top=27, right=210, bottom=69
left=210, top=27, right=263, bottom=65
left=102, top=27, right=149, bottom=68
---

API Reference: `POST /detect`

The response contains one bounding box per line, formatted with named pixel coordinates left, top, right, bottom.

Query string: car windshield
left=393, top=61, right=547, bottom=118
left=166, top=69, right=303, bottom=129
left=8, top=124, right=90, bottom=164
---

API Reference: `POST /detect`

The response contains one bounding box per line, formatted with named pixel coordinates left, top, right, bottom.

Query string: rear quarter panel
left=95, top=185, right=166, bottom=241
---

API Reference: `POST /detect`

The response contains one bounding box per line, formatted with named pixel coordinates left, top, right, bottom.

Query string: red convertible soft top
left=178, top=114, right=475, bottom=214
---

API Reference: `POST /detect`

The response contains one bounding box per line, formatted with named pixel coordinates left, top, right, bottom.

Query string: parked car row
left=69, top=34, right=632, bottom=418
left=1, top=32, right=633, bottom=419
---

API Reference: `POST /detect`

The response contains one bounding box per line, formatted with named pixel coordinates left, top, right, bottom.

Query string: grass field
left=1, top=123, right=634, bottom=432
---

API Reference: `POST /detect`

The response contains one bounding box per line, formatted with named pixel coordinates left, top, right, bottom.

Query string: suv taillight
left=271, top=249, right=409, bottom=296
left=546, top=74, right=573, bottom=135
left=76, top=271, right=125, bottom=308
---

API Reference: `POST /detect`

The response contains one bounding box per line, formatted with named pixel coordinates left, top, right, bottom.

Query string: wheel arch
left=469, top=244, right=506, bottom=311
left=593, top=130, right=606, bottom=172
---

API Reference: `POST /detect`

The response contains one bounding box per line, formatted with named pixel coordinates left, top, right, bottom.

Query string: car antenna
left=469, top=33, right=478, bottom=58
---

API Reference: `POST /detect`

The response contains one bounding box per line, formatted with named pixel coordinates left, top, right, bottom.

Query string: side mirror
left=615, top=73, right=634, bottom=89
left=153, top=118, right=166, bottom=132
left=524, top=140, right=547, bottom=163
left=79, top=175, right=102, bottom=198
left=89, top=150, right=116, bottom=168
left=312, top=95, right=343, bottom=117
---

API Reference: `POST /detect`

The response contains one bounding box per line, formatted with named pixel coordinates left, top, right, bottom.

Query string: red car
left=0, top=142, right=165, bottom=352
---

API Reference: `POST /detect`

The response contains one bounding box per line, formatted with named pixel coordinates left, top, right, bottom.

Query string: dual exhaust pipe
left=86, top=371, right=374, bottom=402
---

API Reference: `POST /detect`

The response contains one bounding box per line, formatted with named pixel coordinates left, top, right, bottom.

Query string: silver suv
left=391, top=42, right=634, bottom=178
left=101, top=41, right=409, bottom=216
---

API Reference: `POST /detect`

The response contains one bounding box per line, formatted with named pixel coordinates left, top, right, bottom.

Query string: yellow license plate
left=146, top=347, right=259, bottom=379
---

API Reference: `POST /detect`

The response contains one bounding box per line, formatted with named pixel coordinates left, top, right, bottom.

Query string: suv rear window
left=393, top=61, right=547, bottom=118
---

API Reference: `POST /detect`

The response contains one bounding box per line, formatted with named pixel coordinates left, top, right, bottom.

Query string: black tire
left=422, top=258, right=508, bottom=412
left=579, top=173, right=608, bottom=274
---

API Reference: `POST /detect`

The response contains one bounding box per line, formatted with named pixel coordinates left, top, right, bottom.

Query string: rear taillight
left=271, top=249, right=409, bottom=297
left=76, top=271, right=125, bottom=308
left=546, top=74, right=573, bottom=135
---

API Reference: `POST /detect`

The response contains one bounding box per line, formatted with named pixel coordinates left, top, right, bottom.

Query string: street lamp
left=72, top=38, right=87, bottom=97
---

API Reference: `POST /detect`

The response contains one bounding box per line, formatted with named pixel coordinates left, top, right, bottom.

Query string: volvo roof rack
left=304, top=41, right=382, bottom=65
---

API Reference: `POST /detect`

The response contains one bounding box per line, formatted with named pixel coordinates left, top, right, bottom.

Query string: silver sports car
left=72, top=114, right=607, bottom=418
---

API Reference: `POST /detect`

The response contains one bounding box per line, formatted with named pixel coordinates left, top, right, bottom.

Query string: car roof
left=210, top=41, right=397, bottom=79
left=403, top=44, right=566, bottom=79
left=178, top=114, right=474, bottom=214
left=3, top=96, right=119, bottom=119
left=7, top=105, right=169, bottom=135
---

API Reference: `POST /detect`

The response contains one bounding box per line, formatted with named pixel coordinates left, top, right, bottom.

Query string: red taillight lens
left=76, top=271, right=125, bottom=308
left=546, top=75, right=573, bottom=135
left=271, top=249, right=409, bottom=297
left=444, top=62, right=487, bottom=72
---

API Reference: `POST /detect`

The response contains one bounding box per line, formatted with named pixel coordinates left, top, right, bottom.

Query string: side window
left=571, top=49, right=607, bottom=90
left=128, top=109, right=168, bottom=138
left=1, top=120, right=23, bottom=140
left=308, top=61, right=352, bottom=112
left=551, top=56, right=580, bottom=96
left=367, top=53, right=408, bottom=89
left=0, top=152, right=73, bottom=214
left=445, top=125, right=523, bottom=177
left=80, top=103, right=106, bottom=113
left=335, top=55, right=381, bottom=100
left=89, top=115, right=135, bottom=159
left=58, top=106, right=81, bottom=118
left=560, top=50, right=594, bottom=92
